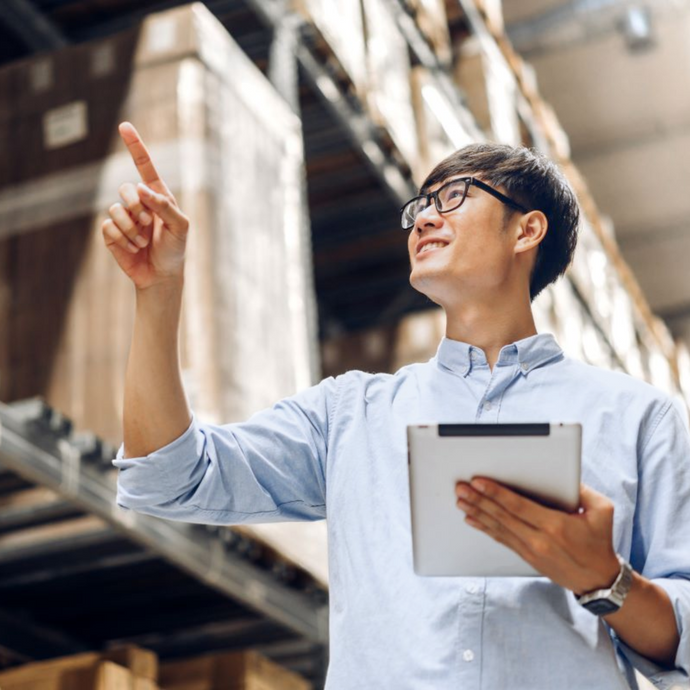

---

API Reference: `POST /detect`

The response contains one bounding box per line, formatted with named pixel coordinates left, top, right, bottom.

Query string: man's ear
left=514, top=210, right=548, bottom=255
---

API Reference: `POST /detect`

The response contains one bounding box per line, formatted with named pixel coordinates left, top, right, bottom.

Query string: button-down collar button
left=483, top=401, right=492, bottom=412
left=521, top=362, right=529, bottom=371
left=463, top=649, right=475, bottom=662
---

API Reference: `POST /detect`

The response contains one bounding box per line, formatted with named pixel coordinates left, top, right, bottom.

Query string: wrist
left=573, top=553, right=621, bottom=597
left=136, top=273, right=184, bottom=295
left=574, top=554, right=634, bottom=616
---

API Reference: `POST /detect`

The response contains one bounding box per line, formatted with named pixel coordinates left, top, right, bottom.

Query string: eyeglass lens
left=402, top=179, right=468, bottom=229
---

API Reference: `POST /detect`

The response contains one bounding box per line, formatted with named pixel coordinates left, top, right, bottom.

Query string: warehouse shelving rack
left=0, top=398, right=329, bottom=682
left=0, top=1, right=686, bottom=688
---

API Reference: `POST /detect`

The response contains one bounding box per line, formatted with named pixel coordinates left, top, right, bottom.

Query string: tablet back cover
left=407, top=423, right=581, bottom=577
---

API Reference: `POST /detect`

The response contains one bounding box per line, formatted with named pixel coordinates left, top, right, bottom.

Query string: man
left=108, top=121, right=690, bottom=689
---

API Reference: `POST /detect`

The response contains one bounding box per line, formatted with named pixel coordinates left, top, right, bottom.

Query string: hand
left=455, top=479, right=620, bottom=595
left=101, top=122, right=190, bottom=290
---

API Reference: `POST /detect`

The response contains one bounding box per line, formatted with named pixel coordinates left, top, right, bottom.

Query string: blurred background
left=0, top=1, right=685, bottom=688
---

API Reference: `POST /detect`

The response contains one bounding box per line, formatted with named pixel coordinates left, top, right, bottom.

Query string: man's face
left=407, top=174, right=520, bottom=307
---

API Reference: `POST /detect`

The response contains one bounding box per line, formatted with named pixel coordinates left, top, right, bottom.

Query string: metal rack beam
left=243, top=0, right=416, bottom=206
left=0, top=608, right=88, bottom=660
left=0, top=0, right=68, bottom=52
left=385, top=0, right=484, bottom=144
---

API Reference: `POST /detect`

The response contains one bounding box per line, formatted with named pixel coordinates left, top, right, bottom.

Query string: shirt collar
left=434, top=332, right=563, bottom=377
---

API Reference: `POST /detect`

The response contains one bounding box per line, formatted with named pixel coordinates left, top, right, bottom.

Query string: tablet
left=407, top=422, right=581, bottom=577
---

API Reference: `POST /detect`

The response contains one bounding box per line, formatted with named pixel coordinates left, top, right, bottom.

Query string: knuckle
left=530, top=537, right=551, bottom=558
left=102, top=221, right=120, bottom=242
left=544, top=521, right=564, bottom=541
left=482, top=483, right=496, bottom=498
left=463, top=503, right=479, bottom=517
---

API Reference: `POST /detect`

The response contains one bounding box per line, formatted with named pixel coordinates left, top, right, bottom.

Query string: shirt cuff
left=613, top=577, right=690, bottom=688
left=112, top=413, right=201, bottom=511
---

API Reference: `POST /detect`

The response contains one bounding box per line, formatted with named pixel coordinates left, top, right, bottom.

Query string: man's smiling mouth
left=418, top=241, right=449, bottom=255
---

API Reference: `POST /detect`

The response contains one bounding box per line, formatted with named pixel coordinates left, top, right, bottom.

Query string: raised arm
left=102, top=122, right=192, bottom=458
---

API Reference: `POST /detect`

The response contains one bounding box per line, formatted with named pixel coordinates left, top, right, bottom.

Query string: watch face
left=583, top=598, right=621, bottom=616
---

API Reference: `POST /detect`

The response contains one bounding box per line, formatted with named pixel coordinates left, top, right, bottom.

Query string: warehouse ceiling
left=503, top=0, right=690, bottom=347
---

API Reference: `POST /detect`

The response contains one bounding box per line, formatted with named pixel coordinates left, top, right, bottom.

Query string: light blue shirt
left=113, top=333, right=690, bottom=689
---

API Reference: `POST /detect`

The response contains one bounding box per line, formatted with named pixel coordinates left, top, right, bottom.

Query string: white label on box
left=43, top=101, right=89, bottom=150
left=146, top=16, right=177, bottom=54
left=91, top=43, right=116, bottom=77
left=30, top=58, right=54, bottom=92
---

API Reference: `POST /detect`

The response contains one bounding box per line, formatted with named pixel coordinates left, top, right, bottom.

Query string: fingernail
left=457, top=485, right=470, bottom=499
left=471, top=480, right=486, bottom=493
left=134, top=235, right=148, bottom=248
left=139, top=211, right=152, bottom=225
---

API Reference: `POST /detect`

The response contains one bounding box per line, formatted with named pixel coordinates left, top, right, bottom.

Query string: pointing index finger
left=118, top=122, right=164, bottom=186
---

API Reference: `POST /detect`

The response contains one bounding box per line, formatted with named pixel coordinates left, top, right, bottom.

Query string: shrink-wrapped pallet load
left=0, top=3, right=317, bottom=445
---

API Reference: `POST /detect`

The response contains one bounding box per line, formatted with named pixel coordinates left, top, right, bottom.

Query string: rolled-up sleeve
left=112, top=375, right=339, bottom=525
left=617, top=400, right=690, bottom=687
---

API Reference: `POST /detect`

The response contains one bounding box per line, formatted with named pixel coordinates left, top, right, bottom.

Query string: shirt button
left=483, top=401, right=492, bottom=411
left=463, top=649, right=475, bottom=662
left=465, top=583, right=479, bottom=594
left=521, top=362, right=529, bottom=371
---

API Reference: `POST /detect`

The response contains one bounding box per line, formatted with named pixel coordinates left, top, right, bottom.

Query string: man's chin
left=409, top=274, right=444, bottom=306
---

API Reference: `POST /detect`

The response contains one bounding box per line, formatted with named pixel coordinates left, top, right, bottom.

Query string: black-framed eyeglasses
left=400, top=177, right=529, bottom=230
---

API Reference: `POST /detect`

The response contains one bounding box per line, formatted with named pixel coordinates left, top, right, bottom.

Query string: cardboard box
left=410, top=66, right=474, bottom=184
left=0, top=659, right=135, bottom=690
left=292, top=0, right=367, bottom=98
left=362, top=0, right=420, bottom=171
left=159, top=649, right=311, bottom=690
left=453, top=35, right=520, bottom=145
left=0, top=3, right=317, bottom=445
left=408, top=0, right=452, bottom=65
left=0, top=645, right=157, bottom=688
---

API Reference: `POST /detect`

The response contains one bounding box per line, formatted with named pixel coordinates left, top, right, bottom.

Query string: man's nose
left=415, top=200, right=443, bottom=232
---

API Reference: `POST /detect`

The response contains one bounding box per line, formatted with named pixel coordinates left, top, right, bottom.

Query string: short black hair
left=420, top=143, right=580, bottom=300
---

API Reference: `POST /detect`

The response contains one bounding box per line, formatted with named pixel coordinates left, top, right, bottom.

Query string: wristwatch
left=575, top=554, right=633, bottom=616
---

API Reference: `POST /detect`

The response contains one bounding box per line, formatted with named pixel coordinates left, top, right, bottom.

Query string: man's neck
left=444, top=295, right=537, bottom=370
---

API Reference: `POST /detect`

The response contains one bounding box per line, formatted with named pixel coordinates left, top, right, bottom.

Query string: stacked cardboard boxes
left=0, top=645, right=158, bottom=690
left=0, top=646, right=312, bottom=690
left=159, top=649, right=312, bottom=690
left=0, top=4, right=317, bottom=445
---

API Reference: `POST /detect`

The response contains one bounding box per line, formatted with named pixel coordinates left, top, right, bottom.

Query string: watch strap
left=575, top=554, right=633, bottom=615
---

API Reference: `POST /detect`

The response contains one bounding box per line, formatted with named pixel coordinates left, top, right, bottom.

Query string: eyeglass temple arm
left=471, top=178, right=528, bottom=212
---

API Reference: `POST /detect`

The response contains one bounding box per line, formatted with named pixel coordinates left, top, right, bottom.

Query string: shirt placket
left=456, top=578, right=486, bottom=687
left=473, top=363, right=517, bottom=423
